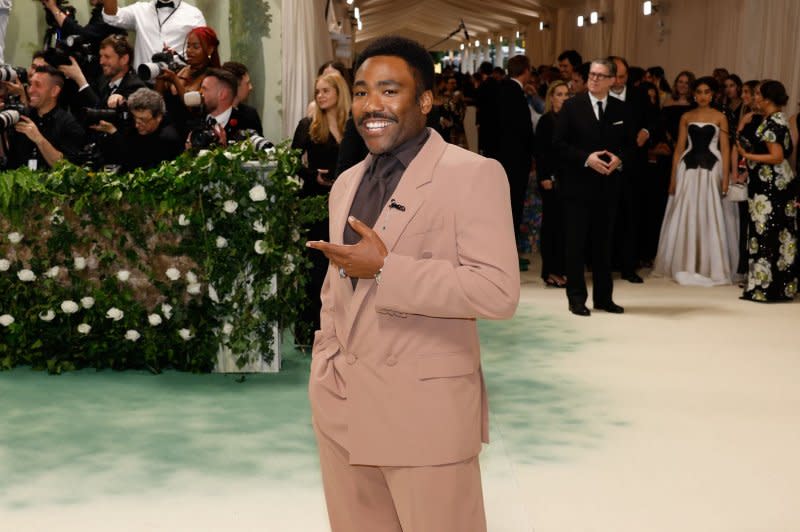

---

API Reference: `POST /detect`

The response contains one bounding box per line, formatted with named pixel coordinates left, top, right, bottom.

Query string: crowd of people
left=0, top=4, right=796, bottom=311
left=0, top=0, right=264, bottom=174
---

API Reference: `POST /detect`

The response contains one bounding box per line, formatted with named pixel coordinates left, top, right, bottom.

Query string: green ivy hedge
left=0, top=141, right=326, bottom=374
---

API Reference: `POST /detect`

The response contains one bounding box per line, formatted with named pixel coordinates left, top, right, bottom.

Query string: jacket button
left=385, top=355, right=398, bottom=367
left=346, top=353, right=357, bottom=365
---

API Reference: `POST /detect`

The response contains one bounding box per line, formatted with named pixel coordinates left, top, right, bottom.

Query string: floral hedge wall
left=0, top=142, right=325, bottom=374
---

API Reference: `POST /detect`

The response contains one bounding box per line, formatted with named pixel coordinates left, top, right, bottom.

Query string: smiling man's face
left=352, top=55, right=431, bottom=154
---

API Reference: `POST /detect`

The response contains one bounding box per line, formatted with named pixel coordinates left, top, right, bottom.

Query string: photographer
left=40, top=0, right=127, bottom=80
left=102, top=0, right=205, bottom=68
left=222, top=61, right=263, bottom=135
left=59, top=35, right=144, bottom=110
left=92, top=87, right=181, bottom=171
left=4, top=66, right=85, bottom=170
left=186, top=68, right=243, bottom=149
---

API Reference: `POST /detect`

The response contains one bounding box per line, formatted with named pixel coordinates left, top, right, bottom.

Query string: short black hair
left=479, top=61, right=493, bottom=76
left=354, top=36, right=434, bottom=98
left=574, top=62, right=590, bottom=83
left=222, top=61, right=249, bottom=81
left=33, top=65, right=65, bottom=89
left=205, top=67, right=239, bottom=96
left=692, top=76, right=718, bottom=94
left=758, top=79, right=789, bottom=107
left=507, top=55, right=530, bottom=78
left=647, top=66, right=665, bottom=79
left=558, top=49, right=582, bottom=69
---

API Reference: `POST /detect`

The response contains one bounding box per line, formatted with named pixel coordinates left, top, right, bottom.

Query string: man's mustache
left=358, top=113, right=398, bottom=125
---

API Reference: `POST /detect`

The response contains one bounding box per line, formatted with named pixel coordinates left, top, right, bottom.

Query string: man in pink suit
left=307, top=36, right=520, bottom=532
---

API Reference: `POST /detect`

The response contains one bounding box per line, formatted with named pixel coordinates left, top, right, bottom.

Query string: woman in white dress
left=654, top=76, right=735, bottom=286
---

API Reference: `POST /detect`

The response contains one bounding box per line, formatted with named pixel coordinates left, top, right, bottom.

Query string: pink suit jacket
left=309, top=129, right=520, bottom=467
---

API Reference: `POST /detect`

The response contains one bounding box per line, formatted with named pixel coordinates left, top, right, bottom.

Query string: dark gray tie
left=597, top=100, right=604, bottom=121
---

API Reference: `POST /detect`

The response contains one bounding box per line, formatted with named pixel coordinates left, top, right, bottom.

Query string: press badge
left=28, top=159, right=38, bottom=171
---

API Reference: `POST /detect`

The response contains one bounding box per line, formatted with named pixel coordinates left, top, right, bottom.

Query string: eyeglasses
left=588, top=72, right=612, bottom=80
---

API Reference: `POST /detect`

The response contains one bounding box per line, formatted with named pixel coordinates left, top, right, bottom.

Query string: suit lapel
left=344, top=130, right=448, bottom=340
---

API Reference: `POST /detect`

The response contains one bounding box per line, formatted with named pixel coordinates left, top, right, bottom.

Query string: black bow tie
left=156, top=1, right=175, bottom=9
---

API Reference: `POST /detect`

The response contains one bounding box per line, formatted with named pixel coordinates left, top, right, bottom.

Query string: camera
left=248, top=134, right=274, bottom=152
left=189, top=116, right=220, bottom=150
left=43, top=35, right=96, bottom=68
left=137, top=51, right=184, bottom=82
left=0, top=109, right=21, bottom=130
left=0, top=65, right=29, bottom=84
left=82, top=106, right=128, bottom=127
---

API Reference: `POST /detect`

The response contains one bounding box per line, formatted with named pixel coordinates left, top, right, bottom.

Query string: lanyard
left=156, top=0, right=182, bottom=34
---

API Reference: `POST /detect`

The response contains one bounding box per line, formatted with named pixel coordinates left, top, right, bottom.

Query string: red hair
left=187, top=26, right=221, bottom=68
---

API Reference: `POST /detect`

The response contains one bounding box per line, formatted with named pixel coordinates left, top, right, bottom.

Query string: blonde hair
left=545, top=80, right=569, bottom=114
left=310, top=72, right=351, bottom=144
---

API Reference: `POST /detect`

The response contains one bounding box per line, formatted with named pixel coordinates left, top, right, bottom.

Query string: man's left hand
left=15, top=116, right=44, bottom=144
left=606, top=151, right=623, bottom=173
left=306, top=216, right=388, bottom=278
left=636, top=129, right=650, bottom=147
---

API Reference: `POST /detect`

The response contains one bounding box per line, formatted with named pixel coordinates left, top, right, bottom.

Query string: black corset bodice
left=683, top=124, right=718, bottom=171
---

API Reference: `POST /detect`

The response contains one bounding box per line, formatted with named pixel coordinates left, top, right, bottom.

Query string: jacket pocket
left=416, top=351, right=476, bottom=380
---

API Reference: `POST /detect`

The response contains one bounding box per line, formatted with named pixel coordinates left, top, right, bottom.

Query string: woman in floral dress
left=736, top=80, right=798, bottom=302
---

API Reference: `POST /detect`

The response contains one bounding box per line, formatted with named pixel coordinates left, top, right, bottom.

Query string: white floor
left=3, top=268, right=799, bottom=531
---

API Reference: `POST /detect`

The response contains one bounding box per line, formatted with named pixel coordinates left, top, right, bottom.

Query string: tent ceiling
left=347, top=0, right=580, bottom=51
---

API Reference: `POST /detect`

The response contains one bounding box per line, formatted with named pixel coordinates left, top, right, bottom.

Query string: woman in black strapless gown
left=654, top=77, right=735, bottom=286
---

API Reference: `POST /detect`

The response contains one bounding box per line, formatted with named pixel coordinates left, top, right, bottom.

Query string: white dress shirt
left=103, top=0, right=206, bottom=68
left=210, top=106, right=233, bottom=128
left=609, top=85, right=627, bottom=102
left=588, top=92, right=609, bottom=121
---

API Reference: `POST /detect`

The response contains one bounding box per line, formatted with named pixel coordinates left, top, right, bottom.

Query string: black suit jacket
left=553, top=92, right=634, bottom=198
left=491, top=78, right=534, bottom=175
left=78, top=70, right=146, bottom=109
left=232, top=103, right=263, bottom=136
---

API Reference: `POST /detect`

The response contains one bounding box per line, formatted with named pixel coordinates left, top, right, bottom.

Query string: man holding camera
left=4, top=66, right=85, bottom=170
left=92, top=87, right=182, bottom=171
left=59, top=35, right=144, bottom=110
left=102, top=0, right=205, bottom=68
left=187, top=68, right=243, bottom=148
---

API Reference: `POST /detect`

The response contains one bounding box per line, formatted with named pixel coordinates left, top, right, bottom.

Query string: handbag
left=725, top=182, right=748, bottom=202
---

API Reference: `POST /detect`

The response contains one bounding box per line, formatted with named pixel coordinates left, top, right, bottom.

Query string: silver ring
left=338, top=267, right=347, bottom=279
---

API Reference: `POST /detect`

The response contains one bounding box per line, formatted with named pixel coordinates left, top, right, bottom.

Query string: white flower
left=282, top=262, right=296, bottom=274
left=45, top=266, right=60, bottom=278
left=77, top=323, right=91, bottom=334
left=187, top=283, right=202, bottom=295
left=7, top=232, right=23, bottom=244
left=161, top=303, right=173, bottom=320
left=124, top=329, right=141, bottom=342
left=223, top=150, right=236, bottom=160
left=17, top=269, right=36, bottom=282
left=208, top=284, right=219, bottom=303
left=106, top=307, right=124, bottom=321
left=216, top=236, right=228, bottom=248
left=253, top=220, right=268, bottom=233
left=223, top=200, right=238, bottom=213
left=254, top=240, right=267, bottom=255
left=185, top=271, right=198, bottom=284
left=287, top=175, right=303, bottom=188
left=178, top=214, right=191, bottom=226
left=178, top=328, right=193, bottom=341
left=148, top=313, right=163, bottom=326
left=165, top=267, right=181, bottom=281
left=752, top=258, right=773, bottom=288
left=50, top=211, right=65, bottom=225
left=222, top=322, right=234, bottom=335
left=206, top=219, right=215, bottom=231
left=0, top=259, right=10, bottom=272
left=291, top=229, right=300, bottom=242
left=80, top=296, right=95, bottom=309
left=74, top=256, right=87, bottom=270
left=0, top=314, right=15, bottom=327
left=60, top=300, right=79, bottom=314
left=39, top=310, right=56, bottom=322
left=270, top=194, right=277, bottom=203
left=249, top=184, right=267, bottom=202
left=117, top=270, right=131, bottom=282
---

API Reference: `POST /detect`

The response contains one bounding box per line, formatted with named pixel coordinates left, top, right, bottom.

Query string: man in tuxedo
left=306, top=36, right=519, bottom=531
left=474, top=61, right=499, bottom=155
left=222, top=61, right=263, bottom=135
left=188, top=68, right=245, bottom=146
left=59, top=35, right=145, bottom=110
left=554, top=58, right=633, bottom=316
left=488, top=55, right=535, bottom=266
left=608, top=55, right=658, bottom=283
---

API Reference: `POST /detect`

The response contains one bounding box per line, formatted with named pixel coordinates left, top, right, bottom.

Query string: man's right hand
left=58, top=57, right=88, bottom=87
